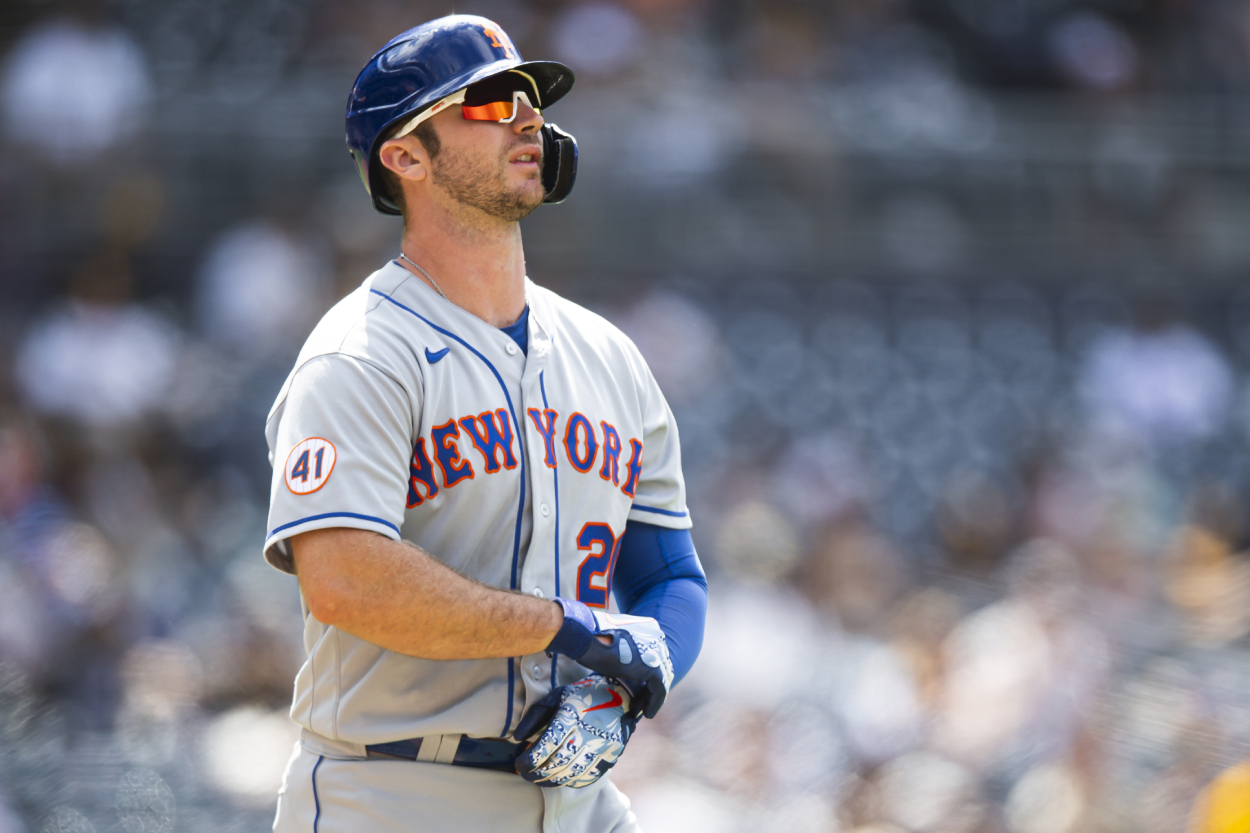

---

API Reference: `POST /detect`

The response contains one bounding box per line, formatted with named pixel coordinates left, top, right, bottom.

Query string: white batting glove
left=513, top=674, right=636, bottom=788
left=546, top=600, right=675, bottom=719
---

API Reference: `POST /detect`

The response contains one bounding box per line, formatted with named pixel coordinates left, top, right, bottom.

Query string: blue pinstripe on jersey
left=539, top=371, right=561, bottom=684
left=370, top=286, right=526, bottom=737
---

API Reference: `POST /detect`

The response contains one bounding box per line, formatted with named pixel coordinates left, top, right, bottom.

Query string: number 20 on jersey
left=286, top=437, right=338, bottom=494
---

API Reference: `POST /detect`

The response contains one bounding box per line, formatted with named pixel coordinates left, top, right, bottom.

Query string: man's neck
left=398, top=202, right=528, bottom=329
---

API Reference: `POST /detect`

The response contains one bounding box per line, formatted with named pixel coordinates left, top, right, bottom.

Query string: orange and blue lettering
left=575, top=522, right=619, bottom=609
left=432, top=419, right=474, bottom=487
left=527, top=408, right=559, bottom=469
left=459, top=409, right=517, bottom=473
left=564, top=413, right=598, bottom=473
left=599, top=421, right=621, bottom=485
left=407, top=438, right=440, bottom=507
left=621, top=439, right=643, bottom=497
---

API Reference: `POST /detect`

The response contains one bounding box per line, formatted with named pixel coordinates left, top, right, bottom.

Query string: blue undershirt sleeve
left=612, top=520, right=708, bottom=685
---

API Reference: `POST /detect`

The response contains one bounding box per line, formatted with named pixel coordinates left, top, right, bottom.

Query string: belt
left=365, top=734, right=525, bottom=773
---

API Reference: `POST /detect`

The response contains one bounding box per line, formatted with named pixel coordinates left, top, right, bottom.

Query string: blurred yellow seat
left=1191, top=762, right=1250, bottom=833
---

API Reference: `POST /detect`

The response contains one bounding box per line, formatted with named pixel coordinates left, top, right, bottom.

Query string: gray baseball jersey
left=263, top=261, right=690, bottom=752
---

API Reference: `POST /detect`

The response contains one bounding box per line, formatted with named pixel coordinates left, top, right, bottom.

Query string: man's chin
left=509, top=182, right=547, bottom=220
left=434, top=168, right=546, bottom=223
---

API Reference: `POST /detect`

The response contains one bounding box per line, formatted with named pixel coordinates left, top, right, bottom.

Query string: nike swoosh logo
left=425, top=347, right=450, bottom=364
left=585, top=690, right=623, bottom=713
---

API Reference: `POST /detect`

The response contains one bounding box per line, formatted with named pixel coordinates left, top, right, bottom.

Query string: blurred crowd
left=608, top=281, right=1250, bottom=833
left=2, top=0, right=1250, bottom=831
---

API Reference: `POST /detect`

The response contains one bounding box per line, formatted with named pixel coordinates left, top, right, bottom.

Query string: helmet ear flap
left=365, top=149, right=403, bottom=216
left=541, top=123, right=578, bottom=204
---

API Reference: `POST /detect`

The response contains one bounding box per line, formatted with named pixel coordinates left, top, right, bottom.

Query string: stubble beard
left=430, top=139, right=545, bottom=224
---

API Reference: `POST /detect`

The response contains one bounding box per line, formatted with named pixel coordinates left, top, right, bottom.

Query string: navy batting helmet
left=346, top=15, right=577, bottom=215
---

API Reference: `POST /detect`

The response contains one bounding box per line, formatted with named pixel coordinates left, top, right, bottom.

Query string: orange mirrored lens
left=462, top=101, right=514, bottom=121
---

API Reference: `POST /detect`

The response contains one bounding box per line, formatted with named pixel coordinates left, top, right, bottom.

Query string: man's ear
left=378, top=136, right=429, bottom=183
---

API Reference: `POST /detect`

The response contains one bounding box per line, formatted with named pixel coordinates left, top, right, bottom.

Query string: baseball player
left=262, top=16, right=708, bottom=833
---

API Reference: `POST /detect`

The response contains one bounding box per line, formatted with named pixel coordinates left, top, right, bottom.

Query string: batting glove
left=514, top=674, right=636, bottom=788
left=546, top=598, right=675, bottom=719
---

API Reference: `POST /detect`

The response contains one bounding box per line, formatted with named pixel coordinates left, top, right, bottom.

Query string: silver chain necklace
left=399, top=252, right=448, bottom=301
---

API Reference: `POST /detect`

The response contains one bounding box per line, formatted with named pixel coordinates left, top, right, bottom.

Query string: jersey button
left=540, top=503, right=550, bottom=517
left=505, top=342, right=519, bottom=355
left=532, top=664, right=543, bottom=678
left=532, top=588, right=544, bottom=598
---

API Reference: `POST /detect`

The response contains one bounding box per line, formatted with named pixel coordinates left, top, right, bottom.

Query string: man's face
left=425, top=97, right=546, bottom=223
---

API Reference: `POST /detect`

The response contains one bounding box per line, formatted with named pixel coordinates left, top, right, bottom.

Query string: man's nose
left=513, top=101, right=544, bottom=133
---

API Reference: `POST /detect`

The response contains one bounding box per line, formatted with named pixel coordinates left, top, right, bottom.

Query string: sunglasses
left=392, top=72, right=542, bottom=139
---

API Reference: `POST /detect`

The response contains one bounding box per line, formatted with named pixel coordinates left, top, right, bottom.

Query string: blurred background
left=1, top=0, right=1250, bottom=830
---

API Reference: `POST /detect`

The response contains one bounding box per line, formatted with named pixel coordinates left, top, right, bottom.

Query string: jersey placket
left=515, top=301, right=561, bottom=719
left=473, top=312, right=534, bottom=739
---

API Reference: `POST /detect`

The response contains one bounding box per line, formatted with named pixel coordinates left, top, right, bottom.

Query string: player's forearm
left=290, top=527, right=562, bottom=660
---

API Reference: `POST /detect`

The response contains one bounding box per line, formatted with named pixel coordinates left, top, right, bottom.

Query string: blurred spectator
left=0, top=413, right=69, bottom=675
left=1047, top=12, right=1140, bottom=92
left=0, top=408, right=130, bottom=728
left=195, top=220, right=330, bottom=359
left=14, top=253, right=179, bottom=431
left=685, top=574, right=825, bottom=712
left=614, top=289, right=727, bottom=406
left=803, top=518, right=908, bottom=632
left=713, top=500, right=801, bottom=584
left=875, top=752, right=982, bottom=832
left=551, top=2, right=644, bottom=79
left=770, top=435, right=869, bottom=530
left=934, top=539, right=1108, bottom=769
left=1004, top=762, right=1087, bottom=833
left=836, top=639, right=926, bottom=766
left=1079, top=319, right=1233, bottom=449
left=0, top=412, right=58, bottom=526
left=1164, top=524, right=1250, bottom=646
left=1, top=16, right=150, bottom=163
left=936, top=467, right=1020, bottom=572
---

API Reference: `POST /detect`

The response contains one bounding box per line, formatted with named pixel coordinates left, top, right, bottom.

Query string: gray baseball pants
left=273, top=742, right=640, bottom=832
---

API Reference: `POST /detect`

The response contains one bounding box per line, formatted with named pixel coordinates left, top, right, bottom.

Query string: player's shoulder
left=291, top=262, right=431, bottom=377
left=269, top=263, right=433, bottom=420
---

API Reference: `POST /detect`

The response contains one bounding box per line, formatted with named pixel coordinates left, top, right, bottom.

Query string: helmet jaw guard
left=541, top=124, right=578, bottom=205
left=345, top=15, right=577, bottom=215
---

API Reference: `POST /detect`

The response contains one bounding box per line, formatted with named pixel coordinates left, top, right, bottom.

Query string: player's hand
left=513, top=674, right=636, bottom=788
left=546, top=599, right=675, bottom=719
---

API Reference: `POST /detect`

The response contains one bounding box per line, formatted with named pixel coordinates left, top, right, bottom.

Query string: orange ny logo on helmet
left=482, top=26, right=514, bottom=57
